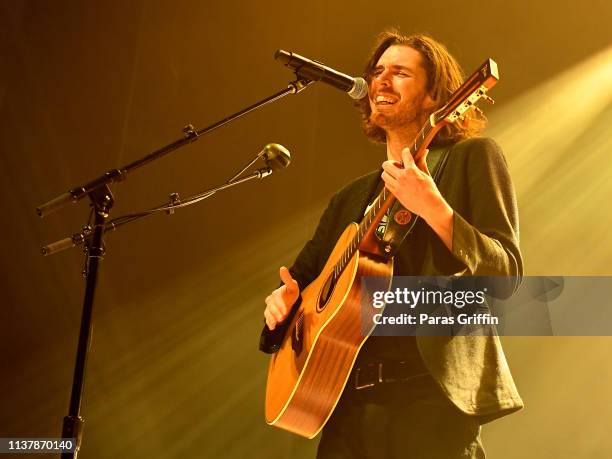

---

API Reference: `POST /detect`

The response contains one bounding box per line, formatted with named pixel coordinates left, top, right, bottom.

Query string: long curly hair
left=357, top=30, right=486, bottom=145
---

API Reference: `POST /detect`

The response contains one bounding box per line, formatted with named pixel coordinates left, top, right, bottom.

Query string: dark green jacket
left=261, top=137, right=524, bottom=421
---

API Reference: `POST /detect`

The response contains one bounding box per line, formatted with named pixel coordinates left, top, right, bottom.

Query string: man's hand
left=264, top=266, right=300, bottom=330
left=381, top=147, right=454, bottom=250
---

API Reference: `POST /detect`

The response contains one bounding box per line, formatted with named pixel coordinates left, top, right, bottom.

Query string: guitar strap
left=380, top=145, right=452, bottom=255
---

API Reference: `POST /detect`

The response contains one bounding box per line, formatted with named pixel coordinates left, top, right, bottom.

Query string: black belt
left=352, top=361, right=430, bottom=390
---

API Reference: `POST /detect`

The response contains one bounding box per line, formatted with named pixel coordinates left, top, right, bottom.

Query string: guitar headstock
left=432, top=58, right=499, bottom=126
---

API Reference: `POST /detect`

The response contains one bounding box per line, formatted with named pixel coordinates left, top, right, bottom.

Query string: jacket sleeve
left=259, top=192, right=340, bottom=353
left=449, top=138, right=523, bottom=295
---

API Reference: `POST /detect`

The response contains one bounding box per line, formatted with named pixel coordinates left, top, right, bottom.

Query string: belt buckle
left=355, top=363, right=383, bottom=390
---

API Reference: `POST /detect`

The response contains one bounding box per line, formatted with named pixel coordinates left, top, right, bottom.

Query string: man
left=260, top=31, right=523, bottom=458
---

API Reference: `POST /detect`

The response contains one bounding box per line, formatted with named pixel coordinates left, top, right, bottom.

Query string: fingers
left=279, top=266, right=298, bottom=294
left=381, top=161, right=399, bottom=180
left=401, top=147, right=415, bottom=168
left=264, top=267, right=300, bottom=330
left=381, top=169, right=397, bottom=191
left=416, top=157, right=430, bottom=175
left=416, top=149, right=430, bottom=175
left=264, top=293, right=288, bottom=330
left=382, top=146, right=419, bottom=186
left=264, top=308, right=276, bottom=330
left=386, top=147, right=428, bottom=177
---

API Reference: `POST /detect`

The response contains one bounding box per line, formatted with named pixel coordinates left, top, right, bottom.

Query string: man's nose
left=373, top=70, right=392, bottom=87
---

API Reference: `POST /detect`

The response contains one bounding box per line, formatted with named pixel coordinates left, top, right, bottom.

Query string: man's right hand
left=264, top=266, right=300, bottom=330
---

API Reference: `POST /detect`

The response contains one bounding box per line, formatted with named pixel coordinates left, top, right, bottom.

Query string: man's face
left=368, top=45, right=434, bottom=134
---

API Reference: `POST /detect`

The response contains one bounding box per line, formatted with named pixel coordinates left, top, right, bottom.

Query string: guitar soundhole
left=317, top=273, right=337, bottom=312
left=291, top=310, right=304, bottom=355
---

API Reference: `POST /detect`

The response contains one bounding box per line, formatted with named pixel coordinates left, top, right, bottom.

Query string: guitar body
left=265, top=223, right=393, bottom=438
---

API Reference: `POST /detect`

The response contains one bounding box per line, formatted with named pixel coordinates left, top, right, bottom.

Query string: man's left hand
left=381, top=147, right=442, bottom=223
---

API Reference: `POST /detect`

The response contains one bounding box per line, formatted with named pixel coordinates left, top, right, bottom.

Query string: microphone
left=258, top=143, right=291, bottom=171
left=275, top=50, right=368, bottom=100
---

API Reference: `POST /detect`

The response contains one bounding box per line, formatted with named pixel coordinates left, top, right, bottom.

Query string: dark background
left=1, top=1, right=611, bottom=457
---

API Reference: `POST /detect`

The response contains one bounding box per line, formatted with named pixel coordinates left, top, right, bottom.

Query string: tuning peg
left=482, top=94, right=495, bottom=104
left=473, top=106, right=485, bottom=117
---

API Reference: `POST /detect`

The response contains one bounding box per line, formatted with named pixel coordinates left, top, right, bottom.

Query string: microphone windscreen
left=349, top=77, right=368, bottom=100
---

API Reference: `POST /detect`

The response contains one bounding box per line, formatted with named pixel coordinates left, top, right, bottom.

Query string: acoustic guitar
left=265, top=58, right=499, bottom=438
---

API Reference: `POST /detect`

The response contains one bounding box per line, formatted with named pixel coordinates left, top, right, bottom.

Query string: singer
left=260, top=30, right=523, bottom=458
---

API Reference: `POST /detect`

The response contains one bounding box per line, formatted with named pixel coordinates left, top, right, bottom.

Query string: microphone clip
left=288, top=78, right=316, bottom=95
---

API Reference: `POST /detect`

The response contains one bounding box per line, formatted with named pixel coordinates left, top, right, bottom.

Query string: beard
left=369, top=94, right=431, bottom=137
left=370, top=106, right=416, bottom=132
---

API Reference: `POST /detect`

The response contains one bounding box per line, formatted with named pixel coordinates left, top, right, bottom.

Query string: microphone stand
left=59, top=185, right=112, bottom=459
left=42, top=166, right=275, bottom=257
left=57, top=162, right=277, bottom=459
left=37, top=77, right=310, bottom=459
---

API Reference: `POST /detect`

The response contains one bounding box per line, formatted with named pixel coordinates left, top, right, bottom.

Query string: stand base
left=61, top=415, right=83, bottom=458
